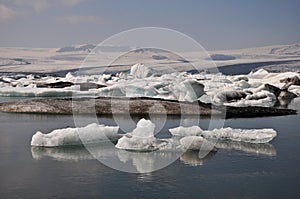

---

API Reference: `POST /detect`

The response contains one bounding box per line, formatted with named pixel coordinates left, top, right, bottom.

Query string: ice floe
left=31, top=123, right=120, bottom=147
left=169, top=126, right=202, bottom=137
left=201, top=127, right=277, bottom=143
left=31, top=118, right=277, bottom=152
left=168, top=126, right=277, bottom=143
left=29, top=118, right=278, bottom=172
left=179, top=136, right=207, bottom=150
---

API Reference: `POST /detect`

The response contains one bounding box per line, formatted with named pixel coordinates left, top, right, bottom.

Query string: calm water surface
left=0, top=98, right=300, bottom=198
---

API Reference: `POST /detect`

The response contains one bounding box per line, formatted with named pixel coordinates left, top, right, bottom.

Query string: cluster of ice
left=30, top=118, right=277, bottom=167
left=1, top=64, right=300, bottom=107
left=96, top=73, right=205, bottom=101
left=114, top=118, right=277, bottom=153
left=31, top=123, right=119, bottom=147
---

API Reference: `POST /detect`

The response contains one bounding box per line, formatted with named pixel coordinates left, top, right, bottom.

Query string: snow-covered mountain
left=56, top=44, right=131, bottom=53
left=0, top=43, right=299, bottom=74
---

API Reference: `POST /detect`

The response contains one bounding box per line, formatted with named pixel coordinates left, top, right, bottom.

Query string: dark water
left=0, top=99, right=300, bottom=198
left=217, top=59, right=300, bottom=75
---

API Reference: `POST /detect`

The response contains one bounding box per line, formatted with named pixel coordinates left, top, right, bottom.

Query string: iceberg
left=200, top=127, right=277, bottom=143
left=115, top=119, right=167, bottom=152
left=212, top=90, right=247, bottom=105
left=130, top=63, right=155, bottom=78
left=179, top=136, right=207, bottom=150
left=169, top=126, right=202, bottom=137
left=31, top=123, right=120, bottom=147
left=169, top=126, right=277, bottom=143
left=1, top=65, right=298, bottom=108
left=224, top=90, right=276, bottom=107
left=174, top=79, right=204, bottom=102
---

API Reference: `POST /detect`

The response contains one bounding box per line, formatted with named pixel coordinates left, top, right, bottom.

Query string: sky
left=0, top=0, right=300, bottom=50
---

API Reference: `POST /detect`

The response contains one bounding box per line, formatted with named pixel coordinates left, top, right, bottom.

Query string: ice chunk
left=175, top=79, right=205, bottom=102
left=180, top=136, right=206, bottom=150
left=200, top=127, right=277, bottom=143
left=225, top=90, right=276, bottom=107
left=130, top=63, right=154, bottom=78
left=65, top=72, right=74, bottom=80
left=233, top=75, right=249, bottom=82
left=212, top=90, right=247, bottom=105
left=251, top=69, right=269, bottom=76
left=233, top=80, right=251, bottom=89
left=115, top=118, right=167, bottom=152
left=169, top=126, right=202, bottom=137
left=31, top=123, right=119, bottom=147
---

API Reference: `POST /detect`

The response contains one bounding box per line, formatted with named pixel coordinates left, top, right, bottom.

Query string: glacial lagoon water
left=0, top=98, right=300, bottom=198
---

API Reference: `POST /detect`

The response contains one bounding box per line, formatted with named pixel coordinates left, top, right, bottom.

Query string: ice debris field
left=1, top=63, right=300, bottom=107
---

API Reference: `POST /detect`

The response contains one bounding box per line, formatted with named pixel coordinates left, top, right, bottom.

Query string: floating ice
left=0, top=63, right=298, bottom=107
left=174, top=79, right=204, bottom=101
left=130, top=63, right=155, bottom=78
left=200, top=127, right=277, bottom=143
left=31, top=123, right=120, bottom=147
left=212, top=90, right=247, bottom=105
left=250, top=69, right=269, bottom=76
left=115, top=119, right=167, bottom=152
left=179, top=136, right=206, bottom=150
left=224, top=91, right=276, bottom=107
left=169, top=126, right=277, bottom=143
left=169, top=126, right=202, bottom=137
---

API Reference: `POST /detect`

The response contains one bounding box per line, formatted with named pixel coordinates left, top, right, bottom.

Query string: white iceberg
left=179, top=136, right=206, bottom=150
left=130, top=63, right=155, bottom=78
left=212, top=90, right=247, bottom=105
left=169, top=126, right=202, bottom=137
left=31, top=123, right=120, bottom=147
left=224, top=90, right=276, bottom=107
left=200, top=127, right=277, bottom=143
left=169, top=126, right=277, bottom=143
left=115, top=118, right=167, bottom=152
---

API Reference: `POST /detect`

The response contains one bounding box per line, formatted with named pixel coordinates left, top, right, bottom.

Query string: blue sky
left=0, top=0, right=299, bottom=50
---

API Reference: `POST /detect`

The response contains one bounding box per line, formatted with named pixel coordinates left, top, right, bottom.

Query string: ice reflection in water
left=31, top=139, right=276, bottom=171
